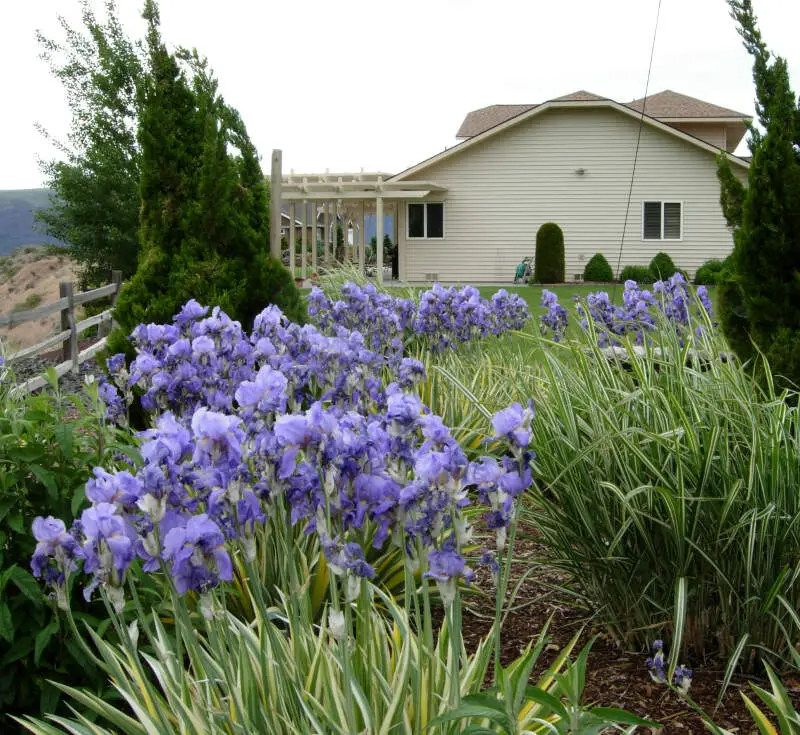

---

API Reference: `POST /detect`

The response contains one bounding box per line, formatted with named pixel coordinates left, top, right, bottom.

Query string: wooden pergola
left=269, top=151, right=446, bottom=284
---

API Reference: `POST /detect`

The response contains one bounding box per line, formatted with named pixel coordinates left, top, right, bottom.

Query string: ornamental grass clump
left=519, top=311, right=800, bottom=678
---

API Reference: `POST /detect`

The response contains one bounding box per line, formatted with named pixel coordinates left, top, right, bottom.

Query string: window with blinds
left=643, top=201, right=682, bottom=240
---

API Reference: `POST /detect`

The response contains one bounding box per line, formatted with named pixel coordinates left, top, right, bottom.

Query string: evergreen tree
left=36, top=0, right=143, bottom=288
left=716, top=0, right=800, bottom=384
left=109, top=2, right=303, bottom=354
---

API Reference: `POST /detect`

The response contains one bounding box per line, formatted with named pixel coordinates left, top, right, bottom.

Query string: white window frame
left=641, top=200, right=683, bottom=242
left=407, top=202, right=445, bottom=240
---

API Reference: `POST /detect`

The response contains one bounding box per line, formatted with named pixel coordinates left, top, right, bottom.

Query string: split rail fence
left=0, top=270, right=122, bottom=395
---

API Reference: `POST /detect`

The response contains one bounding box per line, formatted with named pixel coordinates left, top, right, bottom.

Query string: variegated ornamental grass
left=425, top=294, right=800, bottom=692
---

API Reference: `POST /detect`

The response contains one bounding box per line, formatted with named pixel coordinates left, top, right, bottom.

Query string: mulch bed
left=454, top=534, right=793, bottom=733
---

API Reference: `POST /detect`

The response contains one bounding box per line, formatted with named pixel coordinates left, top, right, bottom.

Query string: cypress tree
left=716, top=0, right=800, bottom=384
left=110, top=1, right=304, bottom=354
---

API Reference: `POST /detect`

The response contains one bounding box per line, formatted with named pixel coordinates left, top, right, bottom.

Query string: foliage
left=619, top=265, right=654, bottom=284
left=36, top=0, right=143, bottom=289
left=11, top=294, right=43, bottom=313
left=520, top=314, right=800, bottom=675
left=716, top=0, right=800, bottom=388
left=0, top=368, right=139, bottom=728
left=694, top=259, right=726, bottom=286
left=648, top=252, right=677, bottom=281
left=109, top=4, right=304, bottom=357
left=431, top=635, right=657, bottom=734
left=582, top=253, right=614, bottom=282
left=534, top=223, right=565, bottom=284
left=369, top=233, right=395, bottom=264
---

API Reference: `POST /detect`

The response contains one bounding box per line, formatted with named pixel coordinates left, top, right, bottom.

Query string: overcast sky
left=2, top=0, right=798, bottom=190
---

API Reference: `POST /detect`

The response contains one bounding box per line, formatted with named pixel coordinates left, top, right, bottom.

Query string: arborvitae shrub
left=534, top=223, right=565, bottom=283
left=694, top=259, right=725, bottom=285
left=649, top=252, right=677, bottom=280
left=582, top=253, right=614, bottom=282
left=619, top=265, right=654, bottom=284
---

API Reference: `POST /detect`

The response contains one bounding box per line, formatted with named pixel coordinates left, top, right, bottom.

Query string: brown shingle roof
left=455, top=89, right=751, bottom=138
left=455, top=104, right=537, bottom=139
left=625, top=90, right=751, bottom=119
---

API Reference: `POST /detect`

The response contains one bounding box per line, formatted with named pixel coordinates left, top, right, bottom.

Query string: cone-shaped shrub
left=534, top=223, right=565, bottom=283
left=582, top=253, right=613, bottom=282
left=648, top=251, right=677, bottom=281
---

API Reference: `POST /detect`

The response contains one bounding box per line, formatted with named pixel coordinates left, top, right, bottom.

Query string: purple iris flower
left=491, top=400, right=535, bottom=449
left=162, top=514, right=233, bottom=595
left=31, top=516, right=82, bottom=581
left=191, top=408, right=245, bottom=468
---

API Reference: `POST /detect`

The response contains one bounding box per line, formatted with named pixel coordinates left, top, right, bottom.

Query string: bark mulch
left=457, top=535, right=796, bottom=734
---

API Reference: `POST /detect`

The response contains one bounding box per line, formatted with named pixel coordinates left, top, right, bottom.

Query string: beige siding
left=397, top=107, right=747, bottom=282
left=667, top=122, right=727, bottom=149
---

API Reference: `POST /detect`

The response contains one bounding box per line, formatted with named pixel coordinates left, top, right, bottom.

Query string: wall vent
left=424, top=272, right=439, bottom=282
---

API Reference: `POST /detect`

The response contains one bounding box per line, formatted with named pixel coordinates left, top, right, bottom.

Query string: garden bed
left=453, top=532, right=799, bottom=733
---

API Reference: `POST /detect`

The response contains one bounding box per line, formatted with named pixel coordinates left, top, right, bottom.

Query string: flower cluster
left=538, top=274, right=715, bottom=346
left=32, top=300, right=536, bottom=614
left=309, top=281, right=529, bottom=354
left=646, top=639, right=693, bottom=695
left=539, top=290, right=569, bottom=342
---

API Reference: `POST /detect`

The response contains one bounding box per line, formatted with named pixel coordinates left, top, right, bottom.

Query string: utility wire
left=613, top=0, right=664, bottom=296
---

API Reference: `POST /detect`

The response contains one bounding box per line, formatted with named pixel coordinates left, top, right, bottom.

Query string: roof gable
left=393, top=98, right=750, bottom=182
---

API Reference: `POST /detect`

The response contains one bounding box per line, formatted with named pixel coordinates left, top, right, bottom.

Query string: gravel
left=6, top=353, right=105, bottom=395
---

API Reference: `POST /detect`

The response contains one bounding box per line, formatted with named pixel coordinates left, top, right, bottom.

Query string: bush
left=619, top=265, right=654, bottom=284
left=582, top=253, right=614, bottom=282
left=716, top=257, right=753, bottom=361
left=694, top=259, right=725, bottom=286
left=0, top=371, right=138, bottom=727
left=648, top=251, right=677, bottom=281
left=534, top=223, right=565, bottom=283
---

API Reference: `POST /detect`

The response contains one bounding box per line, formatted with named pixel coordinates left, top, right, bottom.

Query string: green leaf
left=0, top=602, right=13, bottom=643
left=523, top=685, right=569, bottom=720
left=35, top=620, right=59, bottom=666
left=54, top=423, right=75, bottom=460
left=6, top=512, right=24, bottom=535
left=426, top=703, right=511, bottom=730
left=29, top=465, right=60, bottom=505
left=589, top=707, right=660, bottom=727
left=10, top=566, right=44, bottom=608
left=1, top=636, right=33, bottom=665
left=72, top=484, right=87, bottom=517
left=0, top=497, right=17, bottom=525
left=40, top=681, right=62, bottom=718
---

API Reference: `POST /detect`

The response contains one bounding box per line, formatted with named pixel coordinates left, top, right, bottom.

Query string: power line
left=613, top=0, right=664, bottom=293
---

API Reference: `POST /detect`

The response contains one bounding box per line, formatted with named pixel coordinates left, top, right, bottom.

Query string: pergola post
left=333, top=200, right=340, bottom=262
left=270, top=150, right=282, bottom=260
left=300, top=200, right=307, bottom=280
left=376, top=178, right=384, bottom=285
left=359, top=201, right=366, bottom=273
left=323, top=201, right=330, bottom=265
left=310, top=199, right=317, bottom=276
left=289, top=202, right=297, bottom=278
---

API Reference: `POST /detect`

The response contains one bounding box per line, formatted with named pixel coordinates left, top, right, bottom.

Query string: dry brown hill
left=0, top=247, right=80, bottom=354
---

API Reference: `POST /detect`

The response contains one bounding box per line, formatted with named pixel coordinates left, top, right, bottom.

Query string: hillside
left=0, top=188, right=65, bottom=255
left=0, top=246, right=79, bottom=353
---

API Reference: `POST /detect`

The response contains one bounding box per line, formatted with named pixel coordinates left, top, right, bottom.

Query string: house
left=277, top=89, right=751, bottom=283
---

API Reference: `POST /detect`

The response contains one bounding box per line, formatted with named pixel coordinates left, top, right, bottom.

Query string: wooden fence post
left=100, top=270, right=123, bottom=337
left=59, top=281, right=78, bottom=372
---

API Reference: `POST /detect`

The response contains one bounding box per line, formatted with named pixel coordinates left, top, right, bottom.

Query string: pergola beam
left=281, top=190, right=432, bottom=201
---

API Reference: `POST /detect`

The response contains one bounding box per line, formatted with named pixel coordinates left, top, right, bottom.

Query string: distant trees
left=716, top=0, right=800, bottom=386
left=36, top=0, right=143, bottom=288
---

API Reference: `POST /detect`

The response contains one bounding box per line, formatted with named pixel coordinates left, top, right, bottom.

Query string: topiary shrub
left=534, top=223, right=565, bottom=283
left=694, top=259, right=725, bottom=285
left=582, top=253, right=614, bottom=282
left=716, top=256, right=753, bottom=361
left=619, top=265, right=654, bottom=284
left=648, top=252, right=677, bottom=281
